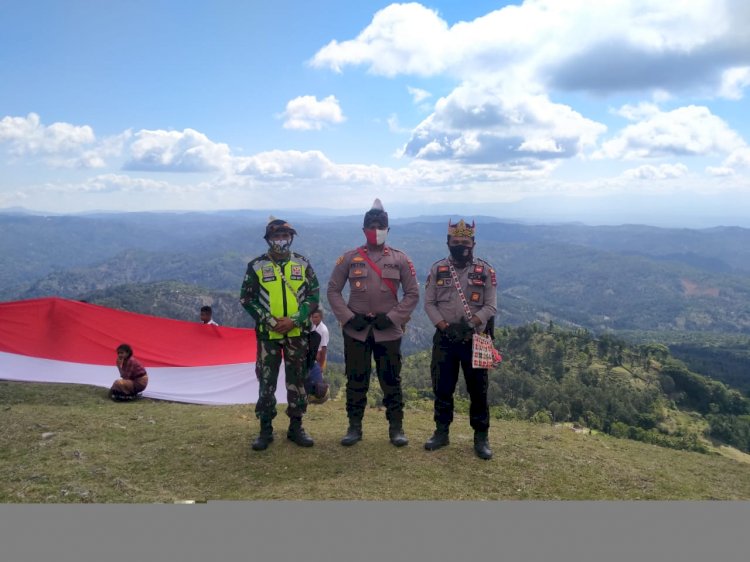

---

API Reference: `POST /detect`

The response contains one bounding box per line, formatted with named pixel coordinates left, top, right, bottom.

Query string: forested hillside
left=396, top=325, right=750, bottom=454
left=3, top=211, right=750, bottom=451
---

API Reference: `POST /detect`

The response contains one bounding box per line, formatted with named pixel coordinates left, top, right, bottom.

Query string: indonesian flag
left=0, top=297, right=287, bottom=405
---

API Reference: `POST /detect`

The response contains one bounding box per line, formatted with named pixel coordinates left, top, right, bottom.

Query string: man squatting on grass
left=110, top=343, right=148, bottom=401
left=240, top=218, right=320, bottom=451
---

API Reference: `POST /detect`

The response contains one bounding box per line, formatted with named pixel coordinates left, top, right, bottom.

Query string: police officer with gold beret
left=424, top=219, right=497, bottom=459
left=327, top=199, right=420, bottom=447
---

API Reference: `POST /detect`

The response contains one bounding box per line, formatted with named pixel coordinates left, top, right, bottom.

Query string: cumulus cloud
left=123, top=128, right=232, bottom=172
left=0, top=113, right=95, bottom=156
left=401, top=84, right=606, bottom=165
left=706, top=166, right=736, bottom=176
left=71, top=174, right=175, bottom=193
left=311, top=4, right=451, bottom=76
left=595, top=105, right=746, bottom=160
left=719, top=67, right=750, bottom=99
left=407, top=86, right=432, bottom=104
left=623, top=163, right=689, bottom=180
left=311, top=1, right=750, bottom=97
left=0, top=113, right=133, bottom=169
left=281, top=95, right=345, bottom=130
left=723, top=146, right=750, bottom=168
left=235, top=150, right=335, bottom=179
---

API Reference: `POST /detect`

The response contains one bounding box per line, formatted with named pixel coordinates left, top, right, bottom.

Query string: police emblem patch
left=470, top=291, right=481, bottom=302
left=290, top=265, right=303, bottom=280
left=262, top=265, right=276, bottom=282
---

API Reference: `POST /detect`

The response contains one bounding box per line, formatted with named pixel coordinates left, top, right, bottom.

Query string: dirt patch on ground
left=681, top=279, right=720, bottom=297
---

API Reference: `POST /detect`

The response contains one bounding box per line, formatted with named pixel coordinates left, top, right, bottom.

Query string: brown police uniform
left=424, top=256, right=497, bottom=433
left=327, top=244, right=420, bottom=428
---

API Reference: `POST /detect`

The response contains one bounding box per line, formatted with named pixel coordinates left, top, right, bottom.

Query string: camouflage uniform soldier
left=327, top=199, right=420, bottom=447
left=240, top=218, right=320, bottom=451
left=424, top=219, right=497, bottom=460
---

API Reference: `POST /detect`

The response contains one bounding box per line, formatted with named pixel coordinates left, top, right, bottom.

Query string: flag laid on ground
left=0, top=297, right=286, bottom=405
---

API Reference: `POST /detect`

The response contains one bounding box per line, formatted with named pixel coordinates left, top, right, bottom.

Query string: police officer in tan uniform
left=424, top=219, right=497, bottom=460
left=327, top=199, right=420, bottom=447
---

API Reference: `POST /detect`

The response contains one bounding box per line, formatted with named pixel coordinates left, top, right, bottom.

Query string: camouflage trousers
left=255, top=334, right=309, bottom=421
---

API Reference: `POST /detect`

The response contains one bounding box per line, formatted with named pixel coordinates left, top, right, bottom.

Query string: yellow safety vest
left=254, top=258, right=308, bottom=339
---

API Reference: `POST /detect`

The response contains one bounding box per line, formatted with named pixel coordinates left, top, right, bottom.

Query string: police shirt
left=327, top=245, right=420, bottom=343
left=424, top=257, right=497, bottom=333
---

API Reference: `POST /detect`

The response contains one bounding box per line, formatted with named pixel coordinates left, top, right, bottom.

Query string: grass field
left=2, top=381, right=750, bottom=502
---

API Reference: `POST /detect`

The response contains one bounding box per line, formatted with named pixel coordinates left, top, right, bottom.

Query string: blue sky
left=1, top=0, right=750, bottom=226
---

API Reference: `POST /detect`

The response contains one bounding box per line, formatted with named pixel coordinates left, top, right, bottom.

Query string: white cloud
left=706, top=166, right=736, bottom=176
left=596, top=105, right=746, bottom=160
left=401, top=84, right=606, bottom=165
left=76, top=174, right=176, bottom=193
left=718, top=66, right=750, bottom=100
left=407, top=86, right=431, bottom=104
left=311, top=4, right=451, bottom=77
left=387, top=114, right=410, bottom=134
left=0, top=113, right=95, bottom=156
left=614, top=102, right=661, bottom=121
left=124, top=128, right=232, bottom=172
left=281, top=95, right=345, bottom=131
left=724, top=146, right=750, bottom=168
left=623, top=163, right=689, bottom=180
left=311, top=1, right=750, bottom=96
left=235, top=150, right=335, bottom=179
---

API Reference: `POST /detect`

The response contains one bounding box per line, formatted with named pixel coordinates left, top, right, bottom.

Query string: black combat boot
left=287, top=418, right=314, bottom=447
left=388, top=422, right=409, bottom=447
left=473, top=431, right=493, bottom=460
left=251, top=418, right=274, bottom=451
left=424, top=426, right=450, bottom=451
left=340, top=420, right=363, bottom=446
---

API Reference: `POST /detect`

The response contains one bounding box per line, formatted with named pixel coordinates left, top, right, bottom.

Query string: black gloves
left=346, top=313, right=394, bottom=331
left=373, top=313, right=394, bottom=330
left=347, top=313, right=370, bottom=331
left=445, top=318, right=474, bottom=342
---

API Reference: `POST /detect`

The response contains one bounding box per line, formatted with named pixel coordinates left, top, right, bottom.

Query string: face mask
left=449, top=244, right=472, bottom=262
left=364, top=228, right=388, bottom=246
left=269, top=238, right=292, bottom=255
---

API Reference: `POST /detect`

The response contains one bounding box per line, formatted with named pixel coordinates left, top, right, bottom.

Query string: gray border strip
left=2, top=501, right=749, bottom=562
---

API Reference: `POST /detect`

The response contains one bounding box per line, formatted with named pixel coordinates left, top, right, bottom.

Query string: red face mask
left=364, top=228, right=388, bottom=246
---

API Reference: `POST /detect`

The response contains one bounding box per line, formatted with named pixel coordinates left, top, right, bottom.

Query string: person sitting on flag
left=110, top=343, right=148, bottom=401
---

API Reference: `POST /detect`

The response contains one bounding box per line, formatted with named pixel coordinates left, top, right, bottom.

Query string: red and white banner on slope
left=0, top=297, right=286, bottom=405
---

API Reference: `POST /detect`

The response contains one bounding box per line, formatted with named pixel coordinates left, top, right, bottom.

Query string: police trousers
left=255, top=334, right=308, bottom=421
left=430, top=330, right=490, bottom=432
left=343, top=332, right=404, bottom=424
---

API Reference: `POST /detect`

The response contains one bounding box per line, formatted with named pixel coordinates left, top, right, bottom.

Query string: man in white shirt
left=200, top=306, right=219, bottom=326
left=306, top=309, right=330, bottom=404
left=310, top=309, right=329, bottom=372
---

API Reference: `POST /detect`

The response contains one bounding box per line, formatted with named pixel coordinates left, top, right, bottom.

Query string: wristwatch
left=268, top=317, right=278, bottom=329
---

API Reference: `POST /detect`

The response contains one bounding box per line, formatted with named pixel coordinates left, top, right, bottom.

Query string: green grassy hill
left=2, top=381, right=749, bottom=502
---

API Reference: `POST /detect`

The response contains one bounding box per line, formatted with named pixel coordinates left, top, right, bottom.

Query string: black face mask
left=449, top=244, right=473, bottom=263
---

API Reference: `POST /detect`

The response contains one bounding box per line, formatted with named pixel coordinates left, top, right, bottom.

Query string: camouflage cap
left=264, top=217, right=298, bottom=239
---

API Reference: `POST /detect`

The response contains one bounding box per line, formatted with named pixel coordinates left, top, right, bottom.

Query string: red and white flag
left=0, top=297, right=286, bottom=405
